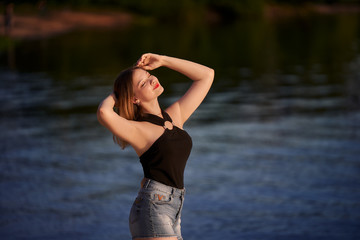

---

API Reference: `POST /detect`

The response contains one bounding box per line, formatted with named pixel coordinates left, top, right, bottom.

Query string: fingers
left=140, top=65, right=152, bottom=70
left=135, top=53, right=161, bottom=71
left=136, top=53, right=151, bottom=67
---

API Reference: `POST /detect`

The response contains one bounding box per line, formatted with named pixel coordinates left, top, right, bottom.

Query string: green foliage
left=266, top=0, right=359, bottom=4
left=208, top=0, right=265, bottom=16
left=11, top=0, right=265, bottom=21
left=8, top=0, right=360, bottom=23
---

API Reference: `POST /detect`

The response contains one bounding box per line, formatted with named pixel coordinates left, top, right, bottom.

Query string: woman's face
left=132, top=68, right=164, bottom=103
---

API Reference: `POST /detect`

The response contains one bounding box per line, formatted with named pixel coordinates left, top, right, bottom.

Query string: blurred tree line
left=11, top=0, right=358, bottom=6
left=2, top=0, right=359, bottom=23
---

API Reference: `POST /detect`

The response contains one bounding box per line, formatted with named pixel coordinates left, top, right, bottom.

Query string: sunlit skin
left=98, top=53, right=214, bottom=157
left=132, top=68, right=164, bottom=109
left=97, top=53, right=214, bottom=240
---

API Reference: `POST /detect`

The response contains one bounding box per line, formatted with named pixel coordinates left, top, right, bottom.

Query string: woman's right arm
left=97, top=93, right=138, bottom=144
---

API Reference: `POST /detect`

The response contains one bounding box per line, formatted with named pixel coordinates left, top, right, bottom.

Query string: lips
left=153, top=83, right=160, bottom=90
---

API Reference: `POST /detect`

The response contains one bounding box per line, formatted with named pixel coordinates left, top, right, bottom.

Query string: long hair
left=113, top=66, right=142, bottom=149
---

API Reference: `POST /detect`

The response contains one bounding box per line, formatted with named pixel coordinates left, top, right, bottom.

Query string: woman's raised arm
left=97, top=93, right=138, bottom=145
left=137, top=54, right=214, bottom=126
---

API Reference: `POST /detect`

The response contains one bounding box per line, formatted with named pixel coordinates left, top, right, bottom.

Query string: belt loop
left=143, top=178, right=151, bottom=188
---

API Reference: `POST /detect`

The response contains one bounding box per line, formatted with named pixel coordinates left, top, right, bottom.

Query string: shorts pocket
left=150, top=192, right=173, bottom=204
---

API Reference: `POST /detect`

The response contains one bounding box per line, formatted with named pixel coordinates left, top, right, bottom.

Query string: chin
left=157, top=86, right=164, bottom=96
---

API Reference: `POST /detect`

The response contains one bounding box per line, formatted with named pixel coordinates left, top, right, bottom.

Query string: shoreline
left=264, top=3, right=360, bottom=20
left=1, top=3, right=359, bottom=40
left=0, top=9, right=133, bottom=40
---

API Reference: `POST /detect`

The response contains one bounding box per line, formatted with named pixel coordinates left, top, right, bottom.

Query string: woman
left=97, top=53, right=214, bottom=240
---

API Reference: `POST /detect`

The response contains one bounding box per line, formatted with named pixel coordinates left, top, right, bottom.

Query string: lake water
left=1, top=13, right=360, bottom=240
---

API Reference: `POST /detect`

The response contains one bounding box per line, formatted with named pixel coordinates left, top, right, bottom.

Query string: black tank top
left=138, top=109, right=192, bottom=189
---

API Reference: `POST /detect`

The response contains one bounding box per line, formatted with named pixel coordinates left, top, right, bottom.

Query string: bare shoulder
left=130, top=120, right=166, bottom=156
left=129, top=120, right=150, bottom=145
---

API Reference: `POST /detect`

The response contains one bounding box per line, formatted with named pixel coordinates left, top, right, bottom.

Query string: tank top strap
left=138, top=109, right=172, bottom=126
left=161, top=109, right=173, bottom=123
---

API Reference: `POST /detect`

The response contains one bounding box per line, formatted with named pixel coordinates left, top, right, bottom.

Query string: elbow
left=207, top=68, right=215, bottom=83
left=209, top=68, right=215, bottom=80
left=97, top=107, right=108, bottom=126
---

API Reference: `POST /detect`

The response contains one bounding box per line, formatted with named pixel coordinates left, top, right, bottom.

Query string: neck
left=140, top=100, right=162, bottom=116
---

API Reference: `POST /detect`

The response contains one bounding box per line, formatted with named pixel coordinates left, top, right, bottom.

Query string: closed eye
left=138, top=72, right=153, bottom=88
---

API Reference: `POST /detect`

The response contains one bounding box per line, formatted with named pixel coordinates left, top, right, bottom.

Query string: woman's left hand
left=136, top=53, right=163, bottom=70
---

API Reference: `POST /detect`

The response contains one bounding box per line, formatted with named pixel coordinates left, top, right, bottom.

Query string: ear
left=133, top=98, right=140, bottom=105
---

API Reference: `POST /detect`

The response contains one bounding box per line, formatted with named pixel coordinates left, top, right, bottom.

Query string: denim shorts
left=129, top=178, right=185, bottom=240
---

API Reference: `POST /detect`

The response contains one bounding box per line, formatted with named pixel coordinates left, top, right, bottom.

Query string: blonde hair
left=113, top=66, right=142, bottom=149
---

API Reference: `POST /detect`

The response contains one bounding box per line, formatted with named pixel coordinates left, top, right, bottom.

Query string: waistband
left=141, top=178, right=185, bottom=197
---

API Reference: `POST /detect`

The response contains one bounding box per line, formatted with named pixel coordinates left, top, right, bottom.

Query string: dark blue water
left=1, top=13, right=360, bottom=240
